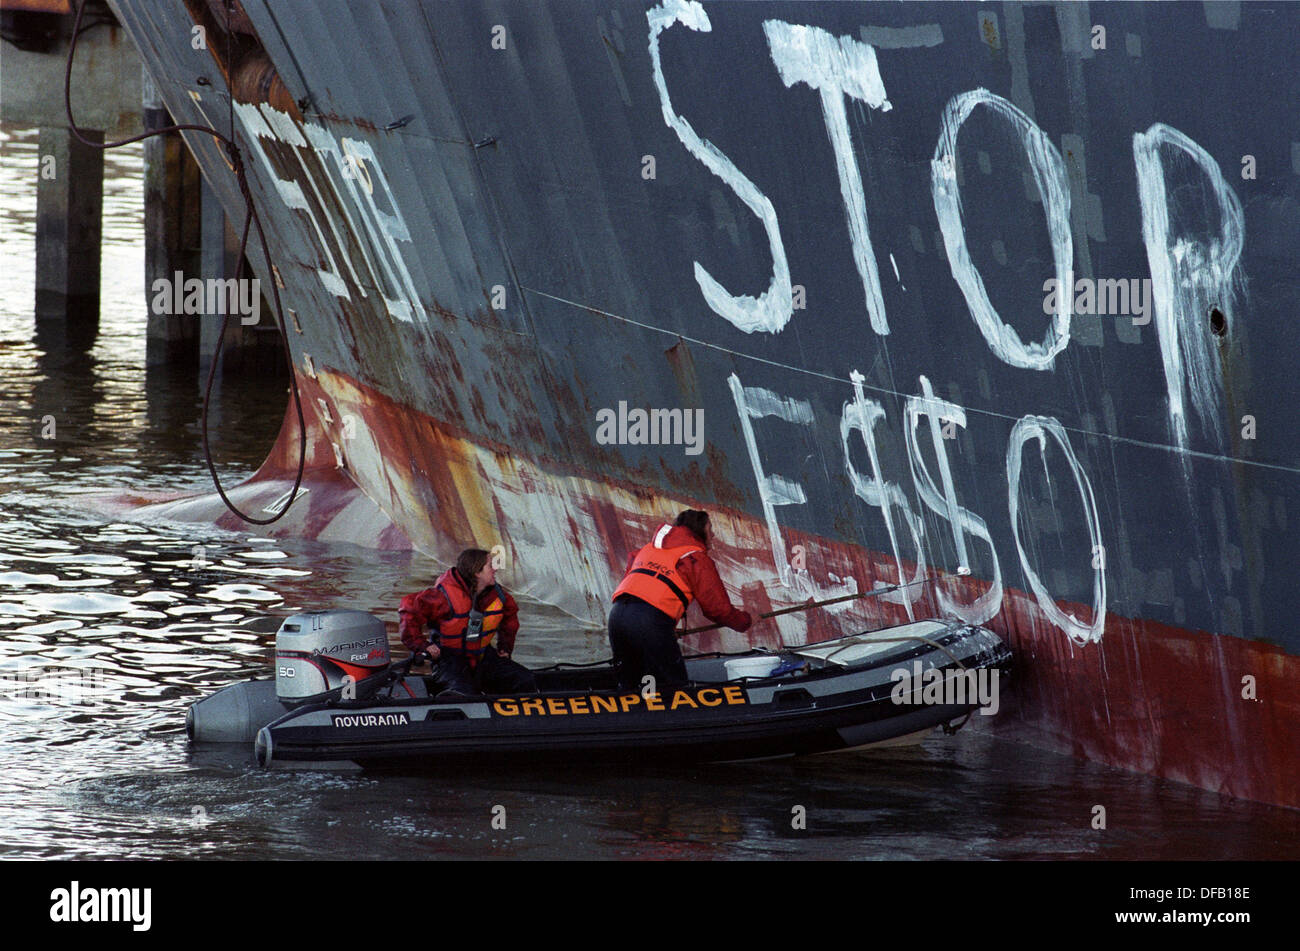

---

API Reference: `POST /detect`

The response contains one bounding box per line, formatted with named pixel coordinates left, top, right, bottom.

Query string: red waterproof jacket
left=616, top=525, right=751, bottom=631
left=398, top=567, right=521, bottom=658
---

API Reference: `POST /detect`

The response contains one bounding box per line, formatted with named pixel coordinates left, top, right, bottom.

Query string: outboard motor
left=275, top=610, right=392, bottom=707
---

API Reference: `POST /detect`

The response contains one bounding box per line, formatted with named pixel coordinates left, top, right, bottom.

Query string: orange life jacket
left=436, top=579, right=506, bottom=666
left=612, top=526, right=703, bottom=620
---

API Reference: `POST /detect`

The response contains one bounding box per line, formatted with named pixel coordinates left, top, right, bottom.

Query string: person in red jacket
left=608, top=510, right=752, bottom=692
left=398, top=548, right=537, bottom=696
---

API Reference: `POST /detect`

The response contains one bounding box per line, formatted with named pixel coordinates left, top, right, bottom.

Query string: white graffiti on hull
left=649, top=8, right=1245, bottom=455
left=1008, top=417, right=1107, bottom=645
left=905, top=376, right=1003, bottom=626
left=232, top=100, right=427, bottom=327
left=733, top=370, right=1107, bottom=644
left=765, top=19, right=893, bottom=336
left=842, top=371, right=926, bottom=621
left=649, top=0, right=795, bottom=335
left=1134, top=123, right=1244, bottom=455
left=932, top=89, right=1075, bottom=371
left=728, top=373, right=858, bottom=609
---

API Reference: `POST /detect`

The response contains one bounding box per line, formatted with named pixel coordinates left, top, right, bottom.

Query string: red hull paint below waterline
left=105, top=376, right=1299, bottom=810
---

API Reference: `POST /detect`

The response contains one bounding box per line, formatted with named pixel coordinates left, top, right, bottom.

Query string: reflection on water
left=2, top=122, right=1298, bottom=859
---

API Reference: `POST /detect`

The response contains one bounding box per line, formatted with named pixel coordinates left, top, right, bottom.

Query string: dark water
left=2, top=122, right=1297, bottom=860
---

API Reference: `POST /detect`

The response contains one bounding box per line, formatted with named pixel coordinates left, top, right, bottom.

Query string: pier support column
left=143, top=68, right=200, bottom=368
left=35, top=125, right=103, bottom=349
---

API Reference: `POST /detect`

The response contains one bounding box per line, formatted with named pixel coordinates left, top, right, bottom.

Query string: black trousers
left=607, top=596, right=688, bottom=693
left=427, top=646, right=537, bottom=696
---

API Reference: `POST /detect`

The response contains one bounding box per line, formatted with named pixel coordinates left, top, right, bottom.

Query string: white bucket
left=724, top=655, right=781, bottom=680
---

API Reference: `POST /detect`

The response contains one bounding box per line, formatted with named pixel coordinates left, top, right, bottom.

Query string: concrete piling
left=142, top=66, right=201, bottom=368
left=34, top=124, right=103, bottom=339
left=12, top=7, right=284, bottom=381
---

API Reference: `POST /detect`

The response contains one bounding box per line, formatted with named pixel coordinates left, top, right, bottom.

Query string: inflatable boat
left=187, top=610, right=1013, bottom=768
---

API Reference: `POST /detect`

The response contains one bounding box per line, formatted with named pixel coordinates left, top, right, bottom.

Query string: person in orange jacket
left=608, top=510, right=752, bottom=692
left=398, top=548, right=537, bottom=696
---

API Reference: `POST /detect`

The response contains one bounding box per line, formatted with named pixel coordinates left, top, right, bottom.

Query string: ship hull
left=104, top=0, right=1300, bottom=808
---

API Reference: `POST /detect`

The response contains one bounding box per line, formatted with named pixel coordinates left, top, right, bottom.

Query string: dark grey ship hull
left=105, top=0, right=1300, bottom=807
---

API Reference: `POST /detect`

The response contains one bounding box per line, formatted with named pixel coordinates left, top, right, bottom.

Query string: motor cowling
left=275, top=610, right=391, bottom=707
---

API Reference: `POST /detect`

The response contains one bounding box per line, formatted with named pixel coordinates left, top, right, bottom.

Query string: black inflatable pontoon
left=187, top=610, right=1012, bottom=768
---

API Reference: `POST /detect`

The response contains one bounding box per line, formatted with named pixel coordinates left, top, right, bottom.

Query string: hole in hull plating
left=1210, top=307, right=1227, bottom=337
